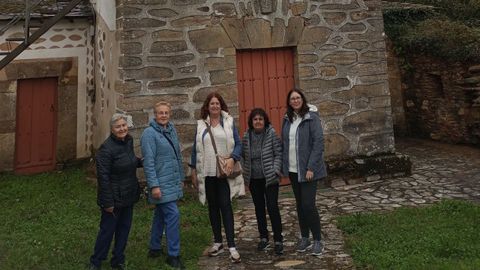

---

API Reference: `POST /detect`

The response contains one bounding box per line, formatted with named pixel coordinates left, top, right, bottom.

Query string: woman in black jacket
left=88, top=114, right=142, bottom=270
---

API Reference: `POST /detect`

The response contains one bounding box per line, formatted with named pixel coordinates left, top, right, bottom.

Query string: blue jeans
left=90, top=206, right=133, bottom=267
left=150, top=201, right=181, bottom=256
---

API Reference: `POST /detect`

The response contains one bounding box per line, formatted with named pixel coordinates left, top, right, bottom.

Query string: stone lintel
left=221, top=18, right=251, bottom=49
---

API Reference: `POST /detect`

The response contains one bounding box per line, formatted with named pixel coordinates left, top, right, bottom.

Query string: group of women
left=88, top=88, right=327, bottom=269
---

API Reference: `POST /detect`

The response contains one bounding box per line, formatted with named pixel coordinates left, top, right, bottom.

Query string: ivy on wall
left=383, top=0, right=480, bottom=62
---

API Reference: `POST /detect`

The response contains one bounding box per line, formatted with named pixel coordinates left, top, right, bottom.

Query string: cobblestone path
left=197, top=138, right=480, bottom=269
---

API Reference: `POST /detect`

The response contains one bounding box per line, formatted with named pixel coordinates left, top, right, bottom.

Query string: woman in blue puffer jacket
left=141, top=101, right=185, bottom=269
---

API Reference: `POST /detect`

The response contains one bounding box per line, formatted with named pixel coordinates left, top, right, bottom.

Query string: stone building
left=1, top=0, right=410, bottom=179
left=0, top=0, right=94, bottom=173
left=111, top=0, right=407, bottom=180
left=384, top=2, right=480, bottom=146
left=387, top=54, right=480, bottom=145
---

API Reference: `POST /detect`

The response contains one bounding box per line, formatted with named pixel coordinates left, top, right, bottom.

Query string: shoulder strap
left=206, top=122, right=219, bottom=156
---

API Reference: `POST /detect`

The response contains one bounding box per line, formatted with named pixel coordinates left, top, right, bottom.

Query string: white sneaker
left=229, top=247, right=241, bottom=263
left=208, top=243, right=224, bottom=257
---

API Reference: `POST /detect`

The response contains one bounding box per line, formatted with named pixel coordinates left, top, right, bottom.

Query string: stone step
left=458, top=76, right=480, bottom=85
left=468, top=65, right=480, bottom=74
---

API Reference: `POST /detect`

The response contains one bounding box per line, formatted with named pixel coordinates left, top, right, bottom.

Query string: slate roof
left=0, top=0, right=92, bottom=20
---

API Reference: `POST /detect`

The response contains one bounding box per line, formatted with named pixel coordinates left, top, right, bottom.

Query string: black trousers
left=205, top=176, right=236, bottom=248
left=249, top=178, right=283, bottom=242
left=90, top=206, right=133, bottom=267
left=289, top=172, right=322, bottom=241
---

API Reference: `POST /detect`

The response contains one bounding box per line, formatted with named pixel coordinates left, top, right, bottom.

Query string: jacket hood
left=149, top=119, right=173, bottom=133
left=283, top=104, right=318, bottom=120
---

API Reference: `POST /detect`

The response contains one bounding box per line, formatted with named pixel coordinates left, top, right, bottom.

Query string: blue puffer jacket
left=141, top=119, right=185, bottom=204
left=281, top=105, right=327, bottom=182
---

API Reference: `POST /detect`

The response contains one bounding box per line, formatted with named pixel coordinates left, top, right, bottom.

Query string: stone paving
left=197, top=138, right=480, bottom=269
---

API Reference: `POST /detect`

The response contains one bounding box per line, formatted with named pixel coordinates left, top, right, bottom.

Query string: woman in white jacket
left=190, top=92, right=244, bottom=263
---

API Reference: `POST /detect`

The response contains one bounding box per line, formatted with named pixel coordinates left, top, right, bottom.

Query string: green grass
left=0, top=168, right=211, bottom=270
left=337, top=200, right=480, bottom=270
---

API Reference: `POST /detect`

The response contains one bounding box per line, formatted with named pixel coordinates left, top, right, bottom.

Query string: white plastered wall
left=91, top=0, right=116, bottom=30
left=0, top=20, right=94, bottom=159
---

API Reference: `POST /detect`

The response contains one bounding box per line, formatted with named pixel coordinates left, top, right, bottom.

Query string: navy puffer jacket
left=96, top=134, right=142, bottom=208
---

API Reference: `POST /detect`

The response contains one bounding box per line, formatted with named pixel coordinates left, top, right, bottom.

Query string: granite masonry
left=112, top=0, right=410, bottom=179
left=388, top=54, right=480, bottom=145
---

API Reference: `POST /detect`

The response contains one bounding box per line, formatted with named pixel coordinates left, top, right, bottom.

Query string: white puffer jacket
left=194, top=111, right=245, bottom=205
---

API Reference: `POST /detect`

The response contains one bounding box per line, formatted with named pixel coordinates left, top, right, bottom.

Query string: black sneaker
left=86, top=263, right=100, bottom=270
left=111, top=264, right=125, bottom=270
left=147, top=248, right=162, bottom=258
left=257, top=238, right=270, bottom=251
left=274, top=242, right=284, bottom=255
left=166, top=256, right=185, bottom=270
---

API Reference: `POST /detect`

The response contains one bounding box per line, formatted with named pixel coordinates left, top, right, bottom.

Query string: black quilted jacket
left=241, top=126, right=282, bottom=187
left=95, top=134, right=142, bottom=208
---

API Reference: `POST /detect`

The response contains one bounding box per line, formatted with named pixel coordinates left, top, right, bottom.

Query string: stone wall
left=113, top=0, right=395, bottom=170
left=397, top=56, right=480, bottom=144
left=385, top=39, right=407, bottom=136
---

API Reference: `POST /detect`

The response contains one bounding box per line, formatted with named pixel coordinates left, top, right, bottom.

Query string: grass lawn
left=337, top=200, right=480, bottom=270
left=0, top=168, right=211, bottom=270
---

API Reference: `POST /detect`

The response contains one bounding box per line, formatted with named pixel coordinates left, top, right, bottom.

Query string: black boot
left=147, top=248, right=163, bottom=258
left=166, top=256, right=185, bottom=270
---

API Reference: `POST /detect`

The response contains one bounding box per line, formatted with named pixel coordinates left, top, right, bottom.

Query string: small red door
left=15, top=77, right=58, bottom=174
left=237, top=48, right=295, bottom=185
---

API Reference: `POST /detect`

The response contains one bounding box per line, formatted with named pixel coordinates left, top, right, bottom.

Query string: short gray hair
left=110, top=113, right=128, bottom=128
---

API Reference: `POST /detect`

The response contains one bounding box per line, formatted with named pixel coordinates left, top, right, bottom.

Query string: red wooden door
left=236, top=48, right=295, bottom=185
left=15, top=78, right=57, bottom=174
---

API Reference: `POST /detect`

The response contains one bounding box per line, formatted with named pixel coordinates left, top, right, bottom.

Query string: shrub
left=399, top=18, right=480, bottom=62
left=383, top=0, right=480, bottom=62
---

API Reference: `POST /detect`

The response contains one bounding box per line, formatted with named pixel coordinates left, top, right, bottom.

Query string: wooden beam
left=24, top=0, right=30, bottom=41
left=0, top=0, right=84, bottom=70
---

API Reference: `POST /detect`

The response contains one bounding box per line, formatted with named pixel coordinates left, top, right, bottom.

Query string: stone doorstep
left=325, top=152, right=412, bottom=187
